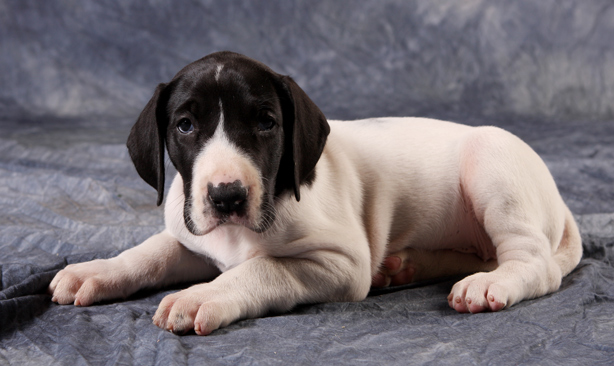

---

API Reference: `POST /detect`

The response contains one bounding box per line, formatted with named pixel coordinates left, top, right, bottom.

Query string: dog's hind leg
left=446, top=126, right=581, bottom=313
left=371, top=248, right=497, bottom=288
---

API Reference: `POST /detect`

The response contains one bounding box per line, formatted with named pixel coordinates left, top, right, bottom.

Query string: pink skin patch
left=371, top=255, right=416, bottom=288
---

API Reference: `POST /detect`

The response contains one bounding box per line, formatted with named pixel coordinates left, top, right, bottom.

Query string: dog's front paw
left=153, top=284, right=240, bottom=336
left=49, top=259, right=129, bottom=306
left=448, top=272, right=509, bottom=313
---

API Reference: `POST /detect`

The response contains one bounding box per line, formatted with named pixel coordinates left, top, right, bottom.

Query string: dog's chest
left=180, top=225, right=265, bottom=272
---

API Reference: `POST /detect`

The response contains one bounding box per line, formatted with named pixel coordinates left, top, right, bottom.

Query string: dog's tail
left=554, top=206, right=583, bottom=277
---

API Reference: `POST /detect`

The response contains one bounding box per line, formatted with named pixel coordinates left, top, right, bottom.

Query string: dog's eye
left=257, top=118, right=276, bottom=132
left=177, top=118, right=194, bottom=134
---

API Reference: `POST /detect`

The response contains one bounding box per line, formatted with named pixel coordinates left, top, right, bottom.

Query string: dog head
left=127, top=51, right=330, bottom=235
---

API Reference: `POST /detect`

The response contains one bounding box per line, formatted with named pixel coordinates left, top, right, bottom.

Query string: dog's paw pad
left=371, top=253, right=417, bottom=288
left=390, top=266, right=415, bottom=286
left=383, top=256, right=403, bottom=272
left=449, top=272, right=510, bottom=313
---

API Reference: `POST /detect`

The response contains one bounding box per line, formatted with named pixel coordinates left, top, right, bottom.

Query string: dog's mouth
left=183, top=213, right=270, bottom=236
left=183, top=204, right=248, bottom=236
left=183, top=193, right=274, bottom=236
left=187, top=217, right=250, bottom=236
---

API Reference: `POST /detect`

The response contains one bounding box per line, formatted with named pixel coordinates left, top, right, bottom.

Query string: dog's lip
left=188, top=216, right=259, bottom=236
left=190, top=223, right=220, bottom=236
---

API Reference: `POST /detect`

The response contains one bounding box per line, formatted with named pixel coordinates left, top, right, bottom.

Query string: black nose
left=207, top=181, right=248, bottom=215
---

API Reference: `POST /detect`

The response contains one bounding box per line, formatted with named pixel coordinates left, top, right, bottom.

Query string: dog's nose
left=207, top=181, right=248, bottom=214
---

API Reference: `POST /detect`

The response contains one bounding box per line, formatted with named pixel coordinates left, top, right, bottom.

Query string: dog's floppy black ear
left=126, top=83, right=170, bottom=206
left=277, top=76, right=330, bottom=201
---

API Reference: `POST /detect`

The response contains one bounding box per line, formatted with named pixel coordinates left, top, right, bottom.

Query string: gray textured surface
left=3, top=0, right=614, bottom=121
left=1, top=0, right=614, bottom=365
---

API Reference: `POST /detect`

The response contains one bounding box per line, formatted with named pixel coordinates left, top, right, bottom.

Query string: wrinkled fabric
left=1, top=0, right=614, bottom=365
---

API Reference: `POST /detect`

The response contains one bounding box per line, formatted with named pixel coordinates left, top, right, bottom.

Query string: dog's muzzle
left=207, top=180, right=248, bottom=217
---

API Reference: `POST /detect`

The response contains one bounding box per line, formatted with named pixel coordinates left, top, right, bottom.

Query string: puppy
left=49, top=51, right=582, bottom=335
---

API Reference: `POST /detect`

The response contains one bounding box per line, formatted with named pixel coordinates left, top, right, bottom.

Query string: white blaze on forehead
left=188, top=99, right=264, bottom=233
left=215, top=64, right=224, bottom=81
left=200, top=98, right=234, bottom=185
left=217, top=99, right=224, bottom=135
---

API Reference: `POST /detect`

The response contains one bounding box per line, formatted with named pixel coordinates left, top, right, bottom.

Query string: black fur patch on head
left=126, top=51, right=330, bottom=232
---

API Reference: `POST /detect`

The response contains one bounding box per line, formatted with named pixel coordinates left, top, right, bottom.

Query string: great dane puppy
left=49, top=51, right=582, bottom=335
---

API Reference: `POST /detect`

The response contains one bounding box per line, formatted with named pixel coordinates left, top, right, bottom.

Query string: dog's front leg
left=153, top=252, right=368, bottom=335
left=49, top=231, right=219, bottom=306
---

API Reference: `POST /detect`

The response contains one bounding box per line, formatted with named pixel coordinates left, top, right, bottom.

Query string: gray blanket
left=1, top=1, right=613, bottom=365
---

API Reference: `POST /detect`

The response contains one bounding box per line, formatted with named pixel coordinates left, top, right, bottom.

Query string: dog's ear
left=277, top=76, right=330, bottom=201
left=126, top=83, right=170, bottom=206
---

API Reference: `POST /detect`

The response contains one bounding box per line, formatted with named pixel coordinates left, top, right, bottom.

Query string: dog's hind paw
left=448, top=272, right=509, bottom=313
left=371, top=252, right=416, bottom=288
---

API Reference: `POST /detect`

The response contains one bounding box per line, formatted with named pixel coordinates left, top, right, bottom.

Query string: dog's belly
left=329, top=117, right=498, bottom=264
left=386, top=196, right=497, bottom=262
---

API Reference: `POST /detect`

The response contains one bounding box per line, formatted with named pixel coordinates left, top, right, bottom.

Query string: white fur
left=214, top=65, right=223, bottom=81
left=49, top=117, right=582, bottom=334
left=187, top=101, right=264, bottom=235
